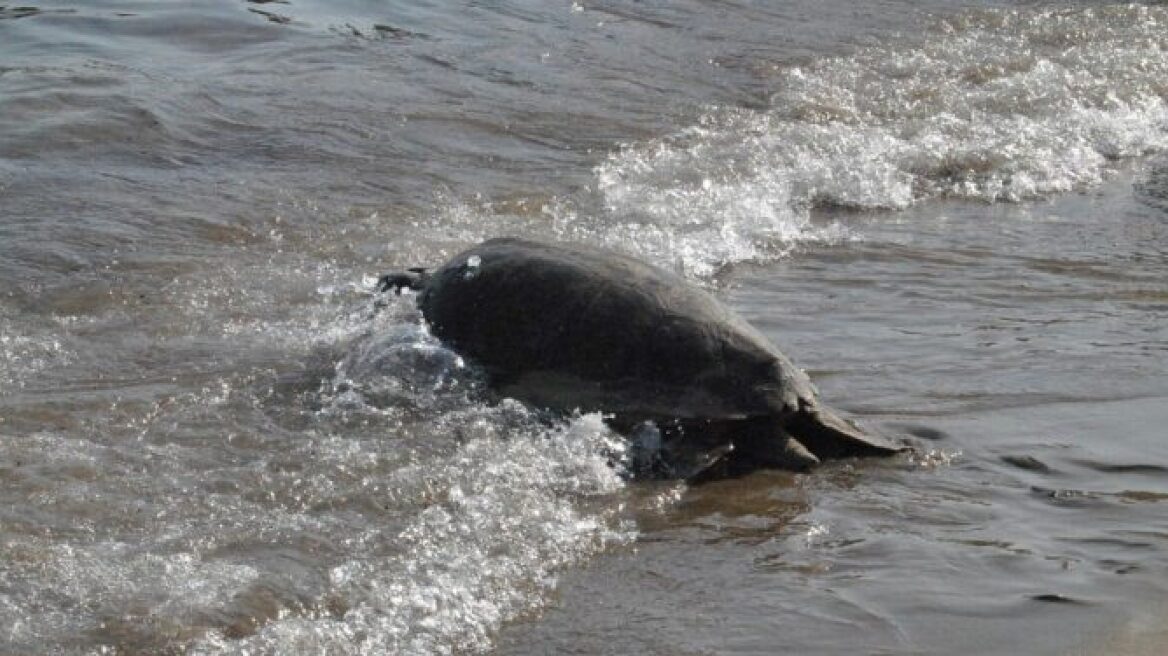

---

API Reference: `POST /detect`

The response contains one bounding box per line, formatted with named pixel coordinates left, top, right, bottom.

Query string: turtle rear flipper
left=377, top=267, right=430, bottom=294
left=788, top=402, right=906, bottom=460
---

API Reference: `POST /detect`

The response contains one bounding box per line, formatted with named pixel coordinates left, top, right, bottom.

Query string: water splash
left=191, top=410, right=633, bottom=655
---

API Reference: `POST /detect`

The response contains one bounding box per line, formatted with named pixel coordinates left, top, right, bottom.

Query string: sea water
left=2, top=2, right=1166, bottom=654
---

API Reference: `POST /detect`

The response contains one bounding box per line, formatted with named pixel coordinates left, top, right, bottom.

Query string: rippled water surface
left=2, top=1, right=1167, bottom=654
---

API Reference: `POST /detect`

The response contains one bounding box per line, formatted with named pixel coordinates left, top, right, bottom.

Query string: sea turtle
left=379, top=237, right=903, bottom=478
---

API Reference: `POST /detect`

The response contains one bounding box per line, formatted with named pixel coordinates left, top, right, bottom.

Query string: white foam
left=2, top=389, right=633, bottom=655
left=592, top=5, right=1168, bottom=274
left=0, top=317, right=71, bottom=390
left=192, top=410, right=633, bottom=655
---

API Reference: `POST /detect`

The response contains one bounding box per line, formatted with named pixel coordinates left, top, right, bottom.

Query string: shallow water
left=2, top=1, right=1167, bottom=654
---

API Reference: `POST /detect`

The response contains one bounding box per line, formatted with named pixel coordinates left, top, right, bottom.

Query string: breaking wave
left=594, top=5, right=1168, bottom=275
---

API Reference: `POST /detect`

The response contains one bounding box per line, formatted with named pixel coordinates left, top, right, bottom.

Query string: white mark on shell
left=463, top=254, right=482, bottom=280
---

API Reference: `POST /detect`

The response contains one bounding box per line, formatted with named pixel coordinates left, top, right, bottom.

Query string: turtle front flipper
left=731, top=424, right=820, bottom=472
left=787, top=401, right=906, bottom=460
left=686, top=419, right=820, bottom=482
left=687, top=433, right=819, bottom=483
left=632, top=419, right=737, bottom=480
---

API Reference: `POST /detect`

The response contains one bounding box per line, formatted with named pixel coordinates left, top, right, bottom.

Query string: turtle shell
left=418, top=237, right=818, bottom=423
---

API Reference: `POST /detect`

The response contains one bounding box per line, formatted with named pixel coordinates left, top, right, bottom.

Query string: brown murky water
left=2, top=2, right=1167, bottom=654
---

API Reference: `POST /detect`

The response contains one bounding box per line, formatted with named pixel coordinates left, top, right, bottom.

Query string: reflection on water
left=1, top=0, right=1167, bottom=654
